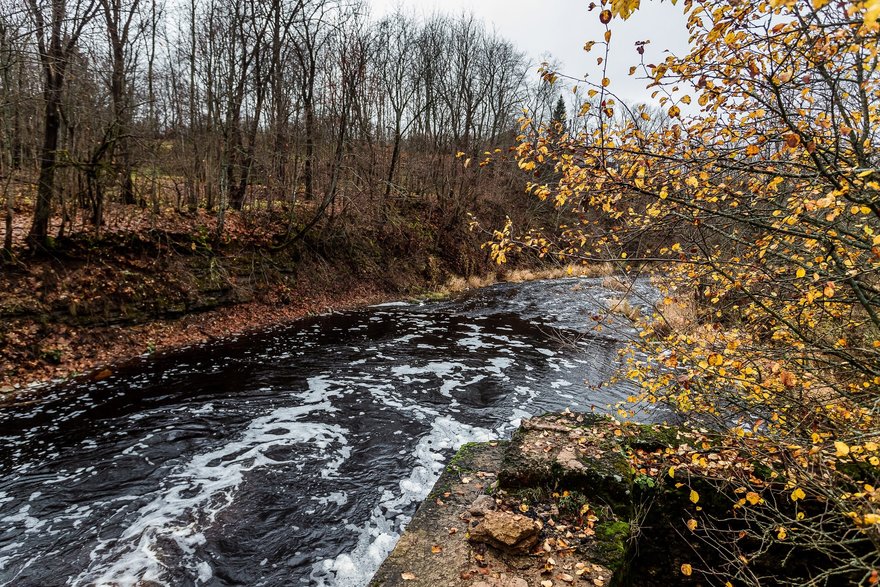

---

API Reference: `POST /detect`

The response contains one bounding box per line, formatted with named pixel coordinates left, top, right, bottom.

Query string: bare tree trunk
left=29, top=76, right=62, bottom=247
left=26, top=0, right=97, bottom=250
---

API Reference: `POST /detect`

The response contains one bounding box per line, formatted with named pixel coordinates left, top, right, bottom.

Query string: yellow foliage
left=491, top=0, right=880, bottom=579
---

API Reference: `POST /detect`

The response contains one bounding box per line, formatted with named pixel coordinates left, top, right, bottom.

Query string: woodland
left=0, top=0, right=565, bottom=384
left=1, top=0, right=879, bottom=583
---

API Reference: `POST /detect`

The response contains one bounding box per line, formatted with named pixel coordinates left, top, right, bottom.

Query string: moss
left=413, top=290, right=451, bottom=302
left=624, top=423, right=682, bottom=452
left=447, top=441, right=481, bottom=474
left=594, top=520, right=631, bottom=571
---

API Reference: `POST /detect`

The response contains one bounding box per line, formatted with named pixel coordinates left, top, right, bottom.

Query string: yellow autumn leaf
left=791, top=487, right=806, bottom=501
left=835, top=441, right=851, bottom=457
left=862, top=0, right=879, bottom=22
left=681, top=563, right=693, bottom=576
left=611, top=0, right=641, bottom=19
left=690, top=489, right=700, bottom=504
left=686, top=519, right=698, bottom=531
left=796, top=268, right=806, bottom=279
left=777, top=527, right=788, bottom=540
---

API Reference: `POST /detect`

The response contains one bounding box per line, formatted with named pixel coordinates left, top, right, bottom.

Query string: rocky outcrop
left=369, top=414, right=641, bottom=587
left=371, top=412, right=868, bottom=587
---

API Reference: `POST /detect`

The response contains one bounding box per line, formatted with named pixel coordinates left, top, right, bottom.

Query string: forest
left=0, top=0, right=571, bottom=384
left=0, top=0, right=556, bottom=246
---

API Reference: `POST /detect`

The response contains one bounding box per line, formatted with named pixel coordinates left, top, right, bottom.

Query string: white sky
left=367, top=0, right=690, bottom=105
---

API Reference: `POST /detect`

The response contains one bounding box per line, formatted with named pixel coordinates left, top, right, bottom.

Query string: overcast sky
left=367, top=0, right=690, bottom=105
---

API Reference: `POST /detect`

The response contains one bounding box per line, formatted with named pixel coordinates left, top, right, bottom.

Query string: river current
left=0, top=277, right=657, bottom=587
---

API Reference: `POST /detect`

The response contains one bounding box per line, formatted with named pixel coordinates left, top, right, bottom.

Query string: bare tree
left=24, top=0, right=99, bottom=248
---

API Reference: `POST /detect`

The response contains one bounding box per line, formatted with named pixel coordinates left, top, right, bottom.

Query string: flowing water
left=0, top=277, right=658, bottom=587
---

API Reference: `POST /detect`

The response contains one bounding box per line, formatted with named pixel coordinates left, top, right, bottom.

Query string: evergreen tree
left=550, top=95, right=567, bottom=128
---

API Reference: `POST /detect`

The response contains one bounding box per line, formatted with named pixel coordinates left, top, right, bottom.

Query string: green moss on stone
left=624, top=424, right=682, bottom=452
left=594, top=520, right=631, bottom=571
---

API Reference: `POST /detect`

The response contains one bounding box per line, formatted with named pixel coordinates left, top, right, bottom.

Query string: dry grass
left=441, top=263, right=615, bottom=294
left=602, top=275, right=632, bottom=293
left=604, top=296, right=642, bottom=322
left=503, top=263, right=614, bottom=283
left=651, top=295, right=702, bottom=337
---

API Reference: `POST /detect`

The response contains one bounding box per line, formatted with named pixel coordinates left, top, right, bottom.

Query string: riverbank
left=371, top=412, right=687, bottom=587
left=0, top=212, right=616, bottom=398
left=1, top=207, right=454, bottom=396
left=372, top=412, right=862, bottom=587
left=0, top=274, right=391, bottom=401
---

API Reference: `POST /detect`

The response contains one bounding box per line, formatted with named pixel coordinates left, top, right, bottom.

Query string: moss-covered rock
left=372, top=413, right=799, bottom=587
left=498, top=413, right=633, bottom=517
left=593, top=520, right=631, bottom=570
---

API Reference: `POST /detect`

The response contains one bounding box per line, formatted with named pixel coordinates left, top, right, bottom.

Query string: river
left=0, top=277, right=657, bottom=587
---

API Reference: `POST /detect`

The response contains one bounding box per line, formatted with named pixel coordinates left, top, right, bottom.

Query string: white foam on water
left=486, top=357, right=513, bottom=378
left=312, top=491, right=348, bottom=507
left=2, top=504, right=47, bottom=532
left=311, top=416, right=494, bottom=587
left=391, top=361, right=471, bottom=399
left=70, top=397, right=350, bottom=587
left=370, top=301, right=410, bottom=308
left=458, top=335, right=489, bottom=351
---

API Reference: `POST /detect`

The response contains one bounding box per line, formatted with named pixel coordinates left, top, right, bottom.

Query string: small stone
left=469, top=495, right=497, bottom=516
left=468, top=511, right=542, bottom=554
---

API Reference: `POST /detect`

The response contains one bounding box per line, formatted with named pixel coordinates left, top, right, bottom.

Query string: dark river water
left=0, top=277, right=657, bottom=587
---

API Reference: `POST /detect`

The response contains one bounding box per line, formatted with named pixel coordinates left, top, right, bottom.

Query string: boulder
left=468, top=511, right=541, bottom=554
left=468, top=495, right=497, bottom=517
